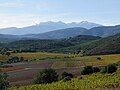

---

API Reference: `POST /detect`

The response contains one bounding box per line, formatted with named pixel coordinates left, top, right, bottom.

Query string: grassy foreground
left=9, top=67, right=120, bottom=90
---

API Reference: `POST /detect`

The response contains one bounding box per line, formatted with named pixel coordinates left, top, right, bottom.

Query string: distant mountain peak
left=80, top=21, right=89, bottom=24
left=39, top=21, right=66, bottom=25
left=0, top=21, right=102, bottom=35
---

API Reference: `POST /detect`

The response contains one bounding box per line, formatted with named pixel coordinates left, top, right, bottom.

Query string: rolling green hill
left=2, top=32, right=120, bottom=56
left=85, top=33, right=120, bottom=55
left=2, top=35, right=101, bottom=53
left=64, top=33, right=120, bottom=55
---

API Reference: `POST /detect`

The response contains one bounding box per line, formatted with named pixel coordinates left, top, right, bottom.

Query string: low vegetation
left=0, top=50, right=119, bottom=90
left=61, top=72, right=74, bottom=80
left=0, top=52, right=66, bottom=64
left=33, top=69, right=58, bottom=84
left=100, top=64, right=117, bottom=74
left=9, top=66, right=120, bottom=90
left=0, top=70, right=9, bottom=90
left=81, top=64, right=117, bottom=75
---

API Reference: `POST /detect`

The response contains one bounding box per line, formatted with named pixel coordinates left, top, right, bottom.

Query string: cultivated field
left=0, top=52, right=66, bottom=61
left=9, top=67, right=120, bottom=90
left=1, top=53, right=120, bottom=86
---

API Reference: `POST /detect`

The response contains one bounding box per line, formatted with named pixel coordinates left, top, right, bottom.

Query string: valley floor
left=2, top=53, right=120, bottom=86
left=9, top=67, right=120, bottom=90
left=1, top=52, right=120, bottom=89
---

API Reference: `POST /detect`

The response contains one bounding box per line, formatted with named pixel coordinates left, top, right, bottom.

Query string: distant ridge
left=22, top=25, right=120, bottom=39
left=0, top=21, right=102, bottom=35
left=1, top=25, right=120, bottom=42
left=62, top=32, right=120, bottom=55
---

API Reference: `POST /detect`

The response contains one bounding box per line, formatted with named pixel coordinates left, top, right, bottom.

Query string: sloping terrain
left=86, top=25, right=120, bottom=37
left=3, top=35, right=101, bottom=52
left=65, top=33, right=120, bottom=55
left=22, top=25, right=120, bottom=39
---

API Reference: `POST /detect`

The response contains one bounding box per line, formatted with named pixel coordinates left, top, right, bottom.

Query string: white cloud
left=0, top=0, right=23, bottom=8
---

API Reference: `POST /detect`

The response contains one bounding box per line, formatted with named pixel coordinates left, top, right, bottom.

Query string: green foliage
left=0, top=70, right=9, bottom=90
left=1, top=30, right=120, bottom=55
left=93, top=67, right=100, bottom=72
left=81, top=66, right=100, bottom=75
left=5, top=52, right=11, bottom=56
left=33, top=69, right=58, bottom=84
left=0, top=35, right=100, bottom=53
left=97, top=57, right=101, bottom=60
left=9, top=67, right=120, bottom=90
left=6, top=56, right=24, bottom=63
left=61, top=72, right=73, bottom=79
left=81, top=66, right=94, bottom=75
left=84, top=33, right=120, bottom=55
left=57, top=32, right=120, bottom=55
left=101, top=64, right=117, bottom=74
left=63, top=76, right=71, bottom=82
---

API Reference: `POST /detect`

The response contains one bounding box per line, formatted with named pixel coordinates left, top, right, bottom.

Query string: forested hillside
left=1, top=35, right=101, bottom=53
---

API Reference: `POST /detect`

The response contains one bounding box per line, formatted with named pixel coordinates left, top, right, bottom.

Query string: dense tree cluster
left=81, top=64, right=117, bottom=75
left=33, top=69, right=58, bottom=84
left=6, top=57, right=24, bottom=63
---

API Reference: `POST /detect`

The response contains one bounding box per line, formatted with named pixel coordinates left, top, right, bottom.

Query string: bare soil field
left=5, top=54, right=120, bottom=86
left=7, top=60, right=81, bottom=86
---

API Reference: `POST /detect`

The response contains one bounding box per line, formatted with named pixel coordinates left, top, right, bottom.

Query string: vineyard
left=1, top=53, right=120, bottom=66
left=1, top=53, right=120, bottom=89
left=9, top=67, right=120, bottom=90
left=0, top=52, right=66, bottom=61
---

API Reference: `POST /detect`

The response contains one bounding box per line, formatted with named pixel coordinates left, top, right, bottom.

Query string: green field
left=0, top=52, right=66, bottom=61
left=73, top=54, right=120, bottom=66
left=1, top=52, right=120, bottom=67
left=51, top=54, right=120, bottom=68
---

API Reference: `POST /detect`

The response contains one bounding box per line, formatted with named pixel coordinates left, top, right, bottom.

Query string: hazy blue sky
left=0, top=0, right=120, bottom=28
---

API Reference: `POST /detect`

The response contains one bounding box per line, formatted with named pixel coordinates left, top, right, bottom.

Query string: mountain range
left=0, top=25, right=120, bottom=42
left=1, top=21, right=120, bottom=44
left=0, top=21, right=101, bottom=35
left=29, top=25, right=120, bottom=39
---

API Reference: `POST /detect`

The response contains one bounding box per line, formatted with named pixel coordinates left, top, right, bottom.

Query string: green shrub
left=61, top=72, right=73, bottom=79
left=81, top=66, right=93, bottom=75
left=93, top=67, right=100, bottom=72
left=97, top=57, right=101, bottom=60
left=33, top=69, right=58, bottom=84
left=100, top=64, right=117, bottom=74
left=0, top=70, right=9, bottom=90
left=63, top=76, right=71, bottom=82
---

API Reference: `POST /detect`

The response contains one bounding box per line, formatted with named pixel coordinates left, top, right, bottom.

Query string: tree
left=101, top=64, right=117, bottom=74
left=63, top=76, right=71, bottom=82
left=33, top=69, right=58, bottom=84
left=20, top=57, right=24, bottom=62
left=0, top=70, right=9, bottom=90
left=93, top=67, right=100, bottom=72
left=97, top=57, right=101, bottom=60
left=81, top=66, right=94, bottom=75
left=61, top=72, right=73, bottom=79
left=5, top=52, right=11, bottom=56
